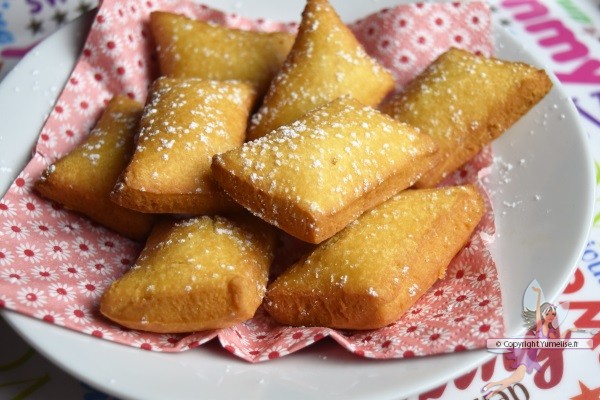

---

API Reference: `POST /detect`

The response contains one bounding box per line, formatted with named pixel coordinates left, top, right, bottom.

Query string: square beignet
left=246, top=0, right=395, bottom=141
left=381, top=47, right=553, bottom=188
left=264, top=185, right=485, bottom=330
left=111, top=77, right=255, bottom=214
left=35, top=95, right=155, bottom=241
left=150, top=11, right=295, bottom=98
left=100, top=214, right=278, bottom=333
left=212, top=96, right=439, bottom=244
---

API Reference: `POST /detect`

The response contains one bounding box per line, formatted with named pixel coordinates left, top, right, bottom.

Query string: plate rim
left=0, top=3, right=595, bottom=399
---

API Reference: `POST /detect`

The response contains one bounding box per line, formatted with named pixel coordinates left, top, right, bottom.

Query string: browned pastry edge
left=100, top=214, right=278, bottom=333
left=264, top=185, right=486, bottom=330
left=35, top=180, right=154, bottom=241
left=211, top=150, right=440, bottom=243
left=110, top=184, right=244, bottom=215
left=415, top=67, right=552, bottom=188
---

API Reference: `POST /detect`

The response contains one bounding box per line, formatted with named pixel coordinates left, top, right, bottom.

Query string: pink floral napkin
left=0, top=0, right=501, bottom=362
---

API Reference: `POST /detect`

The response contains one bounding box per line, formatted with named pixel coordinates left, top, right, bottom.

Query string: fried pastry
left=212, top=96, right=439, bottom=244
left=246, top=0, right=395, bottom=141
left=35, top=95, right=154, bottom=241
left=150, top=11, right=295, bottom=98
left=111, top=77, right=255, bottom=214
left=264, top=185, right=485, bottom=330
left=100, top=214, right=278, bottom=333
left=381, top=47, right=553, bottom=188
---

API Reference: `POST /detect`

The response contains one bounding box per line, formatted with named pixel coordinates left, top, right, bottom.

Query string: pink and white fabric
left=0, top=0, right=499, bottom=363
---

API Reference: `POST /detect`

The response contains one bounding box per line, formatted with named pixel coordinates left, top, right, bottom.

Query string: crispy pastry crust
left=100, top=214, right=277, bottom=333
left=381, top=47, right=553, bottom=188
left=35, top=95, right=155, bottom=241
left=150, top=11, right=295, bottom=98
left=246, top=0, right=395, bottom=140
left=264, top=185, right=485, bottom=330
left=111, top=77, right=255, bottom=214
left=212, top=96, right=439, bottom=244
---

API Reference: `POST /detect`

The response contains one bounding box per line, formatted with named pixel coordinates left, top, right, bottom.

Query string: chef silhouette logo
left=481, top=279, right=596, bottom=399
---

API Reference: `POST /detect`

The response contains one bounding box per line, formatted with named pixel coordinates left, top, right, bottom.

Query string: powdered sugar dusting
left=215, top=96, right=437, bottom=240
left=0, top=0, right=502, bottom=363
left=116, top=77, right=254, bottom=196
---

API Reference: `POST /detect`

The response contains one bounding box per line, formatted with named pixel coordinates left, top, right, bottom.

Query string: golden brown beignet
left=150, top=11, right=295, bottom=98
left=111, top=77, right=255, bottom=214
left=264, top=185, right=485, bottom=330
left=100, top=214, right=278, bottom=333
left=35, top=95, right=154, bottom=241
left=212, top=96, right=439, bottom=244
left=246, top=0, right=395, bottom=141
left=381, top=47, right=553, bottom=188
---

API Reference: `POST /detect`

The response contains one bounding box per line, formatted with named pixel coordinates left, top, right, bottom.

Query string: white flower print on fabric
left=259, top=344, right=289, bottom=362
left=1, top=268, right=29, bottom=285
left=45, top=201, right=68, bottom=218
left=31, top=266, right=59, bottom=282
left=16, top=243, right=43, bottom=263
left=48, top=282, right=76, bottom=302
left=0, top=248, right=14, bottom=266
left=97, top=235, right=123, bottom=253
left=73, top=237, right=96, bottom=258
left=51, top=101, right=72, bottom=122
left=39, top=129, right=57, bottom=149
left=159, top=334, right=185, bottom=348
left=447, top=338, right=476, bottom=353
left=65, top=305, right=92, bottom=324
left=3, top=220, right=30, bottom=240
left=46, top=240, right=71, bottom=261
left=0, top=199, right=17, bottom=218
left=11, top=172, right=33, bottom=195
left=133, top=338, right=160, bottom=352
left=60, top=263, right=85, bottom=279
left=470, top=317, right=501, bottom=340
left=423, top=327, right=450, bottom=345
left=0, top=294, right=16, bottom=309
left=59, top=220, right=81, bottom=236
left=399, top=321, right=427, bottom=337
left=87, top=259, right=114, bottom=276
left=112, top=325, right=141, bottom=338
left=66, top=71, right=86, bottom=93
left=34, top=309, right=65, bottom=325
left=19, top=197, right=43, bottom=218
left=73, top=94, right=96, bottom=118
left=60, top=124, right=83, bottom=145
left=77, top=279, right=105, bottom=299
left=84, top=325, right=114, bottom=340
left=17, top=287, right=47, bottom=308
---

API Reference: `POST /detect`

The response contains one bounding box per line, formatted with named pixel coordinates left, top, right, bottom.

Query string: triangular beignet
left=246, top=0, right=395, bottom=140
left=35, top=95, right=155, bottom=241
left=100, top=215, right=277, bottom=333
left=264, top=185, right=485, bottom=330
left=381, top=47, right=553, bottom=188
left=150, top=11, right=295, bottom=98
left=111, top=77, right=255, bottom=214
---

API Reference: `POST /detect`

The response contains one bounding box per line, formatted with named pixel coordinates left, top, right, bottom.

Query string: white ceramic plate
left=0, top=1, right=595, bottom=399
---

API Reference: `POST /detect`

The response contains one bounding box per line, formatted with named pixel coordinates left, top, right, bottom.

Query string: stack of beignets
left=33, top=0, right=554, bottom=335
